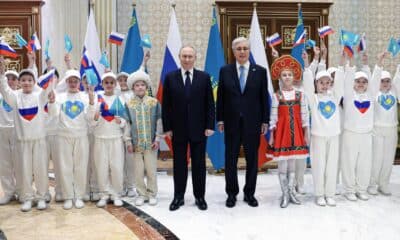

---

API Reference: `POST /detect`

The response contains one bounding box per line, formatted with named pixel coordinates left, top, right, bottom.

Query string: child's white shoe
left=355, top=192, right=369, bottom=201
left=325, top=197, right=336, bottom=206
left=315, top=197, right=326, bottom=206
left=82, top=194, right=90, bottom=202
left=55, top=193, right=63, bottom=202
left=367, top=186, right=378, bottom=195
left=344, top=193, right=357, bottom=201
left=135, top=196, right=145, bottom=206
left=63, top=200, right=73, bottom=210
left=127, top=190, right=136, bottom=197
left=37, top=200, right=47, bottom=210
left=148, top=197, right=158, bottom=206
left=91, top=193, right=101, bottom=201
left=0, top=195, right=15, bottom=205
left=378, top=187, right=392, bottom=196
left=96, top=198, right=107, bottom=208
left=74, top=199, right=85, bottom=209
left=113, top=199, right=123, bottom=207
left=21, top=201, right=32, bottom=212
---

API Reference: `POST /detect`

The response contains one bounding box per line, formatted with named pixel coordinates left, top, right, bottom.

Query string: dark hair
left=19, top=71, right=35, bottom=81
left=44, top=68, right=60, bottom=79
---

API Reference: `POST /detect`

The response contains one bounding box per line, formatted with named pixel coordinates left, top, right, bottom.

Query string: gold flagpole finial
left=212, top=2, right=216, bottom=7
left=253, top=2, right=257, bottom=9
left=90, top=0, right=95, bottom=7
left=132, top=0, right=136, bottom=7
left=297, top=3, right=302, bottom=9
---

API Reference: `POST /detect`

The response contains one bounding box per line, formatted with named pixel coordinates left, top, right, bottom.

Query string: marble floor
left=1, top=166, right=400, bottom=240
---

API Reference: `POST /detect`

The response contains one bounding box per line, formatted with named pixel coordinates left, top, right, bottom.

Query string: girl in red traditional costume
left=267, top=55, right=310, bottom=208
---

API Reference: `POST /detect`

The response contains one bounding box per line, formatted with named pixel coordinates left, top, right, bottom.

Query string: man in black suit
left=162, top=45, right=215, bottom=211
left=217, top=37, right=269, bottom=208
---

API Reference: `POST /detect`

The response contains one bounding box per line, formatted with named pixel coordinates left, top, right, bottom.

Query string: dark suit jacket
left=216, top=63, right=269, bottom=135
left=162, top=68, right=215, bottom=142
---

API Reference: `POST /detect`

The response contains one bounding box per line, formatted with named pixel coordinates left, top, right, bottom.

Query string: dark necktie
left=185, top=71, right=191, bottom=99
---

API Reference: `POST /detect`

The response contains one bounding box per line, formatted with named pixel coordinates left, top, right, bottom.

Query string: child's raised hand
left=339, top=51, right=346, bottom=67
left=302, top=50, right=309, bottom=67
left=377, top=51, right=388, bottom=67
left=0, top=56, right=5, bottom=75
left=313, top=46, right=321, bottom=59
left=271, top=47, right=279, bottom=59
left=321, top=43, right=327, bottom=60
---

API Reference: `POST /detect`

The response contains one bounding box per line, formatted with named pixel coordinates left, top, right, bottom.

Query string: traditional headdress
left=271, top=55, right=302, bottom=81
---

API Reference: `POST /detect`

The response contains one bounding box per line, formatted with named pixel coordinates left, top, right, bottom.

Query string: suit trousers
left=225, top=117, right=260, bottom=197
left=172, top=138, right=206, bottom=199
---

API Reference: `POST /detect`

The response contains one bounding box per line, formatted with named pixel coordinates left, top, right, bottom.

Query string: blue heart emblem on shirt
left=63, top=101, right=84, bottom=119
left=1, top=98, right=13, bottom=112
left=354, top=100, right=370, bottom=114
left=318, top=101, right=336, bottom=119
left=378, top=95, right=395, bottom=110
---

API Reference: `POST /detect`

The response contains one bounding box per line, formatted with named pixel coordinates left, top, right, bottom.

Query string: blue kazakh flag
left=120, top=8, right=144, bottom=74
left=291, top=7, right=305, bottom=68
left=204, top=7, right=226, bottom=170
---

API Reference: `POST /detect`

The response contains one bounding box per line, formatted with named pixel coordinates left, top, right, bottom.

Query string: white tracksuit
left=119, top=90, right=135, bottom=193
left=0, top=92, right=16, bottom=198
left=370, top=65, right=400, bottom=191
left=340, top=66, right=379, bottom=194
left=48, top=91, right=95, bottom=200
left=303, top=67, right=342, bottom=198
left=0, top=74, right=51, bottom=202
left=92, top=94, right=129, bottom=199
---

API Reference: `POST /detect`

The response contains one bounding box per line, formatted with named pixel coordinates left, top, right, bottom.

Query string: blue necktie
left=184, top=71, right=191, bottom=99
left=239, top=65, right=245, bottom=93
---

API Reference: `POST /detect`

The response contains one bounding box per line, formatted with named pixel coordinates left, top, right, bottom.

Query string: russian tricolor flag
left=266, top=33, right=282, bottom=47
left=0, top=40, right=18, bottom=58
left=108, top=31, right=125, bottom=46
left=343, top=45, right=354, bottom=58
left=358, top=33, right=366, bottom=52
left=27, top=33, right=41, bottom=52
left=156, top=6, right=182, bottom=153
left=318, top=26, right=334, bottom=38
left=38, top=69, right=54, bottom=89
left=293, top=30, right=306, bottom=47
left=249, top=8, right=274, bottom=167
left=80, top=49, right=91, bottom=69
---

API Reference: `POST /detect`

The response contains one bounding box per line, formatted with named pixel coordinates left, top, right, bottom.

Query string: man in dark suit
left=217, top=37, right=269, bottom=208
left=162, top=45, right=215, bottom=211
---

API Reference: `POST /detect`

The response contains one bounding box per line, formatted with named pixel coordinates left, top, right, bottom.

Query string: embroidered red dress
left=267, top=90, right=309, bottom=161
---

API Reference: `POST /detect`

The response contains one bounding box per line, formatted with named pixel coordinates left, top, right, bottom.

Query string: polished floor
left=1, top=166, right=400, bottom=240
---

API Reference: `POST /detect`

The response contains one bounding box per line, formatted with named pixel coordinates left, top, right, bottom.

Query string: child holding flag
left=92, top=72, right=129, bottom=208
left=268, top=55, right=309, bottom=208
left=48, top=69, right=96, bottom=210
left=0, top=57, right=53, bottom=212
left=368, top=51, right=399, bottom=196
left=339, top=50, right=380, bottom=201
left=0, top=70, right=18, bottom=205
left=126, top=70, right=162, bottom=206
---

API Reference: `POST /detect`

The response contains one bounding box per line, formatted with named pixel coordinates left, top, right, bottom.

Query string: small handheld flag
left=64, top=35, right=73, bottom=53
left=108, top=31, right=125, bottom=46
left=0, top=39, right=18, bottom=58
left=15, top=33, right=28, bottom=48
left=38, top=69, right=55, bottom=89
left=109, top=97, right=126, bottom=118
left=340, top=29, right=359, bottom=46
left=358, top=33, right=366, bottom=52
left=84, top=68, right=98, bottom=86
left=387, top=37, right=400, bottom=57
left=28, top=33, right=41, bottom=52
left=80, top=49, right=92, bottom=69
left=343, top=45, right=354, bottom=58
left=293, top=29, right=306, bottom=47
left=318, top=26, right=334, bottom=38
left=44, top=39, right=50, bottom=60
left=305, top=39, right=316, bottom=49
left=266, top=33, right=282, bottom=47
left=140, top=34, right=152, bottom=49
left=99, top=51, right=110, bottom=68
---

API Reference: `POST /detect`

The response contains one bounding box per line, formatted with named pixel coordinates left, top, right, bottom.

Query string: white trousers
left=0, top=128, right=16, bottom=197
left=57, top=135, right=89, bottom=200
left=15, top=138, right=48, bottom=201
left=133, top=150, right=158, bottom=198
left=311, top=135, right=339, bottom=197
left=86, top=133, right=98, bottom=194
left=124, top=150, right=135, bottom=191
left=93, top=137, right=124, bottom=199
left=47, top=135, right=62, bottom=196
left=295, top=159, right=306, bottom=187
left=341, top=130, right=372, bottom=194
left=370, top=126, right=397, bottom=189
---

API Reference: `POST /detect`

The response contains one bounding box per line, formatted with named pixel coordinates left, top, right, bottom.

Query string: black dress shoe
left=195, top=198, right=208, bottom=210
left=225, top=195, right=236, bottom=208
left=169, top=198, right=184, bottom=211
left=244, top=195, right=258, bottom=207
